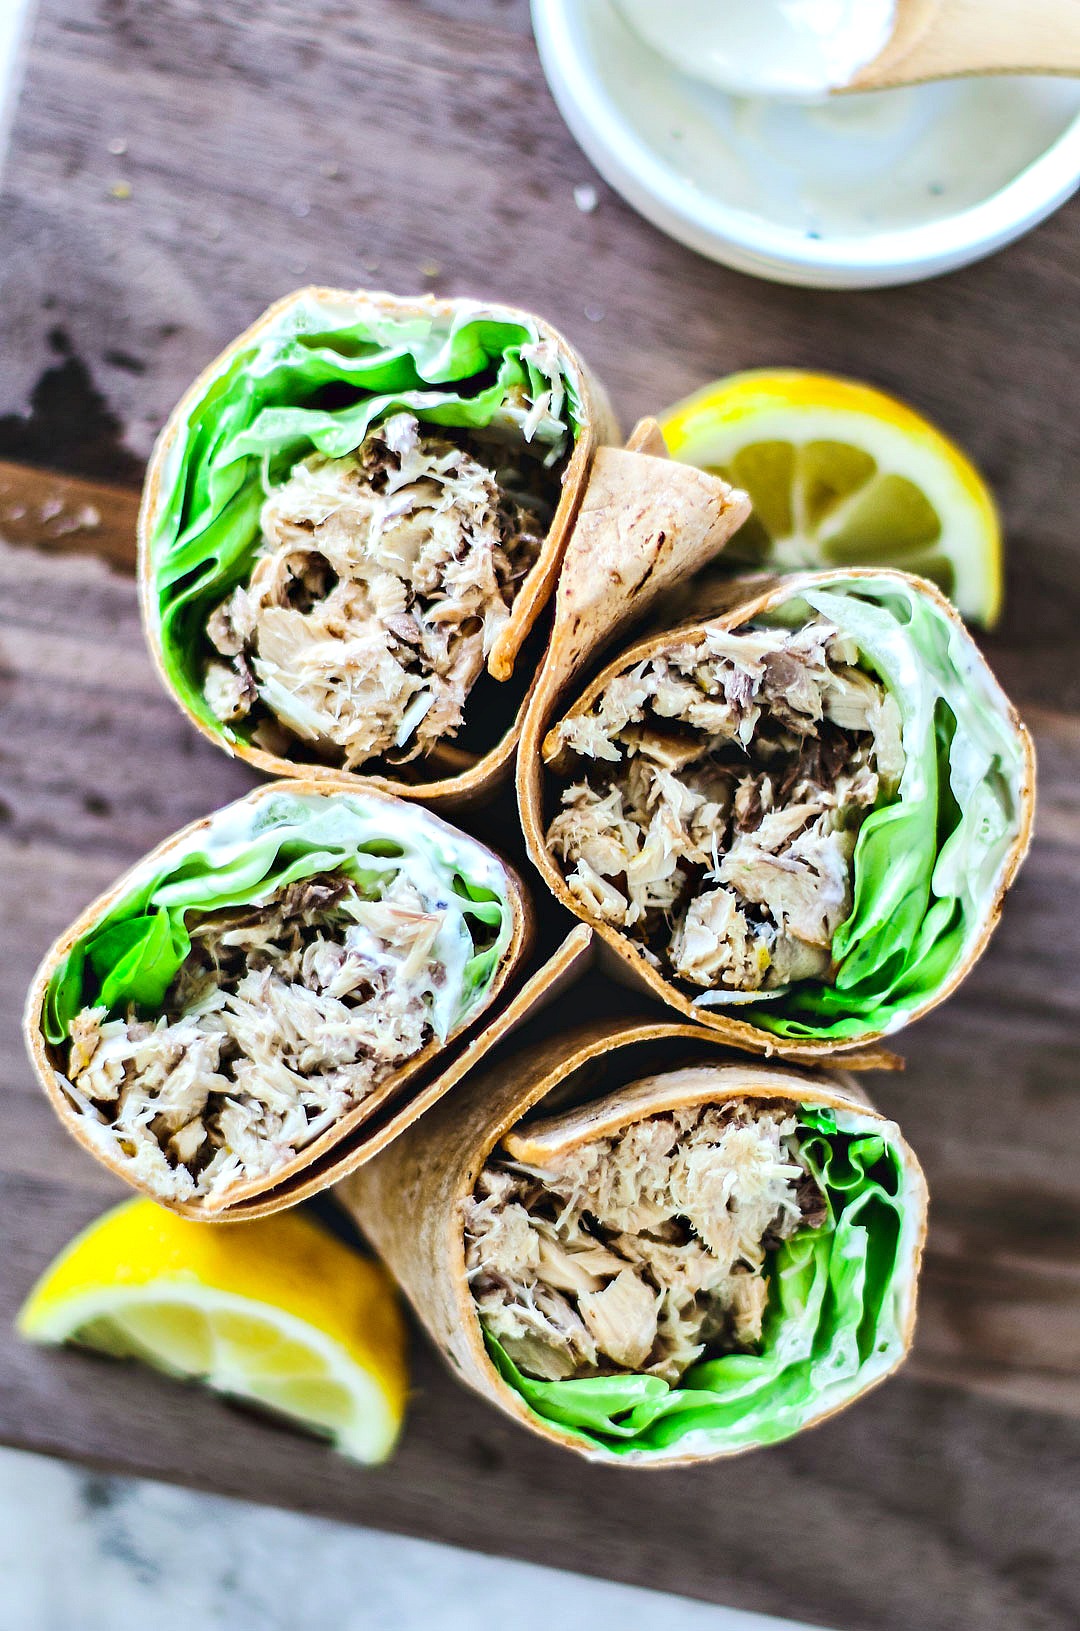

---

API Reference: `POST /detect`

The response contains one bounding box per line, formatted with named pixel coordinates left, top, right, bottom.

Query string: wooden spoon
left=845, top=0, right=1080, bottom=92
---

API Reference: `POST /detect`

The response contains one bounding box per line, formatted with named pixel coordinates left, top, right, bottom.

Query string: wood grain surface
left=1, top=4, right=1079, bottom=1629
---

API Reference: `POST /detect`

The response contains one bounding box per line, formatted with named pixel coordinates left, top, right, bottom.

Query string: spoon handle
left=848, top=0, right=1080, bottom=89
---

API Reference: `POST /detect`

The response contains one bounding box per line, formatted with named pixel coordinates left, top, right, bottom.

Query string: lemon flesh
left=659, top=369, right=1002, bottom=627
left=17, top=1199, right=408, bottom=1464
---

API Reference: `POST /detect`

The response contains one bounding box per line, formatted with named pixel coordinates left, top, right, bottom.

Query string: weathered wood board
left=1, top=4, right=1079, bottom=1629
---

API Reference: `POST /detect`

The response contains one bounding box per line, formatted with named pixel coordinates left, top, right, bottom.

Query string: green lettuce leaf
left=485, top=1105, right=918, bottom=1459
left=708, top=573, right=1027, bottom=1039
left=147, top=291, right=582, bottom=737
left=42, top=789, right=514, bottom=1048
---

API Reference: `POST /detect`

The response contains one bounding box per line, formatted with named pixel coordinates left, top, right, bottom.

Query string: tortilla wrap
left=139, top=289, right=743, bottom=808
left=519, top=567, right=1035, bottom=1056
left=342, top=1018, right=927, bottom=1465
left=24, top=782, right=534, bottom=1217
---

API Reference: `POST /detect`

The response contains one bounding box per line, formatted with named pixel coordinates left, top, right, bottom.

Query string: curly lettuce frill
left=42, top=791, right=514, bottom=1049
left=718, top=573, right=1025, bottom=1040
left=485, top=1104, right=918, bottom=1458
left=147, top=293, right=583, bottom=736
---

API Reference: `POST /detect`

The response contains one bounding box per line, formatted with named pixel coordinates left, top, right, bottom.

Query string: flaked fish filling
left=545, top=617, right=904, bottom=998
left=204, top=412, right=561, bottom=770
left=465, top=1096, right=826, bottom=1383
left=62, top=871, right=451, bottom=1204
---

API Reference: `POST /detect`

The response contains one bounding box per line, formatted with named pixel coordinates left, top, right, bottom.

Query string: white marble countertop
left=0, top=0, right=32, bottom=167
left=0, top=1445, right=819, bottom=1631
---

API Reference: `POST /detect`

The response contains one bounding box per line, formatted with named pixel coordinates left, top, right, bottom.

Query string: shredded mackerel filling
left=545, top=617, right=905, bottom=998
left=62, top=871, right=452, bottom=1203
left=202, top=412, right=559, bottom=770
left=465, top=1098, right=826, bottom=1383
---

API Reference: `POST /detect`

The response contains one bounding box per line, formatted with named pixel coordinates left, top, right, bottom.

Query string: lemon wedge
left=17, top=1199, right=408, bottom=1464
left=659, top=369, right=1002, bottom=626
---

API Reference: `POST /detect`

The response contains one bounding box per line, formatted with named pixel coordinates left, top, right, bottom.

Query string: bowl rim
left=533, top=0, right=1080, bottom=287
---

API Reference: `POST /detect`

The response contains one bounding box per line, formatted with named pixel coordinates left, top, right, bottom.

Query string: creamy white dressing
left=106, top=787, right=513, bottom=1040
left=595, top=0, right=1080, bottom=240
left=614, top=0, right=896, bottom=99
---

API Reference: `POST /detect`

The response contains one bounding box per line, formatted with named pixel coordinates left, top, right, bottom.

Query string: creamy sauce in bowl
left=649, top=73, right=1080, bottom=237
left=614, top=0, right=898, bottom=99
left=534, top=0, right=1080, bottom=283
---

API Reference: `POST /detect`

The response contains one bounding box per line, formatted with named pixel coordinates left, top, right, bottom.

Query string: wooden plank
left=2, top=480, right=1080, bottom=1627
left=0, top=459, right=139, bottom=571
left=1, top=0, right=1079, bottom=1624
left=2, top=1169, right=1078, bottom=1631
left=3, top=1159, right=1076, bottom=1631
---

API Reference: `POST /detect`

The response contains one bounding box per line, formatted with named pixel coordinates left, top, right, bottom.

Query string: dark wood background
left=1, top=5, right=1078, bottom=1629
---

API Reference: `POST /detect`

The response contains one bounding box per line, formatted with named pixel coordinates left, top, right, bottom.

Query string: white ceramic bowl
left=533, top=0, right=1080, bottom=289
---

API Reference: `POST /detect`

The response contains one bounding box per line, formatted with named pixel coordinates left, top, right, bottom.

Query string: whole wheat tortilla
left=518, top=566, right=1036, bottom=1057
left=23, top=780, right=537, bottom=1218
left=340, top=1016, right=928, bottom=1465
left=140, top=289, right=750, bottom=810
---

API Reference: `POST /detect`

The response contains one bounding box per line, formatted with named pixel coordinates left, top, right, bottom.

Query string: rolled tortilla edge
left=22, top=778, right=533, bottom=1217
left=340, top=1016, right=928, bottom=1466
left=519, top=565, right=1036, bottom=1057
left=137, top=286, right=619, bottom=810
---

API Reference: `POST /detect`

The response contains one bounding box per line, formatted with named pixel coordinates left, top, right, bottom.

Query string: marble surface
left=0, top=1445, right=817, bottom=1631
left=0, top=0, right=32, bottom=165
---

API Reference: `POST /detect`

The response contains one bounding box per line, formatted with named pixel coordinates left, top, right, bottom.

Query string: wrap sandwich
left=138, top=287, right=640, bottom=805
left=343, top=1018, right=927, bottom=1463
left=520, top=568, right=1035, bottom=1054
left=24, top=783, right=531, bottom=1216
